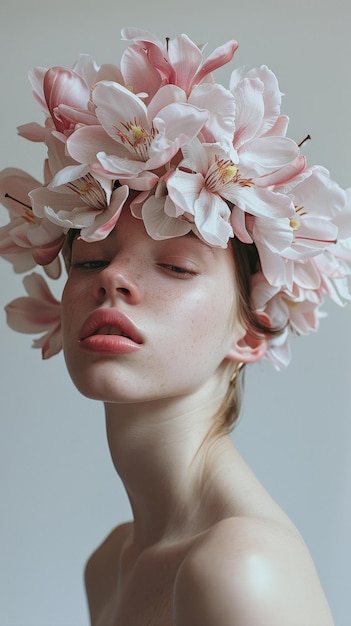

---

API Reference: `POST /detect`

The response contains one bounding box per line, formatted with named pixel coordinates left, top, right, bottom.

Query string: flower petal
left=141, top=195, right=191, bottom=239
left=189, top=83, right=236, bottom=145
left=195, top=39, right=239, bottom=85
left=93, top=81, right=149, bottom=141
left=194, top=189, right=233, bottom=248
left=121, top=45, right=162, bottom=102
left=67, top=125, right=121, bottom=163
left=79, top=185, right=129, bottom=241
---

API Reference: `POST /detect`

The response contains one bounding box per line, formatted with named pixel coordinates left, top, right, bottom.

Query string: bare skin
left=84, top=424, right=334, bottom=626
left=62, top=210, right=334, bottom=626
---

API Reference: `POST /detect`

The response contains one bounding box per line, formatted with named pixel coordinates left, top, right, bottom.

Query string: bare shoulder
left=174, top=516, right=334, bottom=626
left=85, top=521, right=131, bottom=581
left=84, top=522, right=132, bottom=625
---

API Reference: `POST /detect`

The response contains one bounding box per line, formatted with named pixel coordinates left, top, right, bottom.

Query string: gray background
left=0, top=1, right=350, bottom=624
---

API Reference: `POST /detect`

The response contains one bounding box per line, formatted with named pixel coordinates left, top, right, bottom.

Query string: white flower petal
left=142, top=196, right=191, bottom=239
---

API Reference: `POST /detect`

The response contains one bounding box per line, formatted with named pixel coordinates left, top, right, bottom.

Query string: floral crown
left=1, top=27, right=350, bottom=368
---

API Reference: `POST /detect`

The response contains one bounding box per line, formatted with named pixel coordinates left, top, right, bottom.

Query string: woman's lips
left=79, top=309, right=143, bottom=354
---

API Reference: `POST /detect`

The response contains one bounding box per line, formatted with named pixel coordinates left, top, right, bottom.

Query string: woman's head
left=61, top=208, right=269, bottom=425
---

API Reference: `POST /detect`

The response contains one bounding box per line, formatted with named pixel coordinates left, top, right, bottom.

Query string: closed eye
left=158, top=263, right=197, bottom=278
left=71, top=260, right=109, bottom=270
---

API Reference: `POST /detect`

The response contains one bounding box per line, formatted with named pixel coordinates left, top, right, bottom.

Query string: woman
left=1, top=27, right=349, bottom=625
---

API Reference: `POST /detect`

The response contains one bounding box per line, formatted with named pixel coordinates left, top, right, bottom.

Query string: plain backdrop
left=0, top=1, right=350, bottom=625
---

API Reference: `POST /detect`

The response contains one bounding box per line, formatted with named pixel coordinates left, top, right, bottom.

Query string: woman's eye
left=72, top=260, right=109, bottom=270
left=159, top=263, right=197, bottom=278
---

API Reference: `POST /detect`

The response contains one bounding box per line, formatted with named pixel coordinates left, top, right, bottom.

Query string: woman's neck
left=103, top=384, right=231, bottom=548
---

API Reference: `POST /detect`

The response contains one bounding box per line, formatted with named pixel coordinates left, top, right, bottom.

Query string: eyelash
left=71, top=260, right=108, bottom=270
left=71, top=260, right=197, bottom=278
left=158, top=264, right=197, bottom=278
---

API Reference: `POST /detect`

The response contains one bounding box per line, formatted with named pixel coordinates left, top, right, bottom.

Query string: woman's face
left=61, top=208, right=245, bottom=405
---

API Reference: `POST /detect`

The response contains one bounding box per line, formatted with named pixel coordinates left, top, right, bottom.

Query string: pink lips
left=79, top=309, right=143, bottom=354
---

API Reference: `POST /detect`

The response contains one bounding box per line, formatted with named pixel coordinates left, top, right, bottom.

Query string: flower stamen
left=66, top=173, right=107, bottom=209
left=290, top=205, right=308, bottom=231
left=206, top=156, right=254, bottom=191
left=113, top=119, right=157, bottom=161
left=289, top=217, right=301, bottom=231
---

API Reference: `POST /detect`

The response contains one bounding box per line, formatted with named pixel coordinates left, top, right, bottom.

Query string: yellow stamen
left=131, top=125, right=145, bottom=142
left=220, top=163, right=238, bottom=183
left=113, top=119, right=156, bottom=161
left=206, top=156, right=254, bottom=191
left=290, top=217, right=301, bottom=231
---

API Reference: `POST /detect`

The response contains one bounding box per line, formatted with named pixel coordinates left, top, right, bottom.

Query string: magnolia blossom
left=18, top=54, right=122, bottom=142
left=277, top=166, right=344, bottom=258
left=121, top=27, right=239, bottom=97
left=30, top=164, right=129, bottom=242
left=66, top=81, right=210, bottom=189
left=253, top=166, right=350, bottom=290
left=159, top=139, right=294, bottom=248
left=250, top=270, right=322, bottom=368
left=23, top=132, right=130, bottom=244
left=0, top=168, right=63, bottom=274
left=5, top=273, right=62, bottom=359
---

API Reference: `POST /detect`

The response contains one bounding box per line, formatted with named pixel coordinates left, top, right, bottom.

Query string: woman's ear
left=226, top=312, right=270, bottom=364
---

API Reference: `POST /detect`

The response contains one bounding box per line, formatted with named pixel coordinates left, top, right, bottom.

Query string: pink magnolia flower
left=277, top=166, right=343, bottom=260
left=137, top=174, right=232, bottom=246
left=162, top=139, right=293, bottom=247
left=66, top=81, right=210, bottom=189
left=23, top=131, right=129, bottom=244
left=18, top=54, right=122, bottom=141
left=230, top=64, right=306, bottom=190
left=0, top=168, right=63, bottom=274
left=121, top=33, right=237, bottom=145
left=250, top=270, right=322, bottom=368
left=121, top=27, right=239, bottom=97
left=243, top=167, right=347, bottom=291
left=252, top=166, right=349, bottom=290
left=30, top=164, right=129, bottom=242
left=5, top=273, right=62, bottom=359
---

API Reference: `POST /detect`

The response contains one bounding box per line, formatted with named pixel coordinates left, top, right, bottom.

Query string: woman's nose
left=93, top=257, right=142, bottom=305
